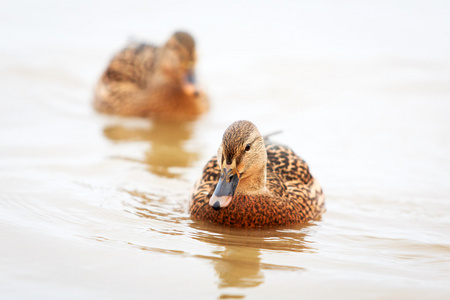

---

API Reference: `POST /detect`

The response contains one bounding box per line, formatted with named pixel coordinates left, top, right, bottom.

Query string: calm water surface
left=1, top=1, right=450, bottom=299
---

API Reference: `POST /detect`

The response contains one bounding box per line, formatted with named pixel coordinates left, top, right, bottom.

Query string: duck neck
left=236, top=164, right=267, bottom=196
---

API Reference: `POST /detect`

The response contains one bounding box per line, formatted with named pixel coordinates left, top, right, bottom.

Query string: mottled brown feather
left=190, top=143, right=325, bottom=227
left=93, top=32, right=208, bottom=121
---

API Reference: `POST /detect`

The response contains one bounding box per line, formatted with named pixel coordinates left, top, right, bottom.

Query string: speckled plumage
left=190, top=121, right=325, bottom=227
left=93, top=32, right=208, bottom=121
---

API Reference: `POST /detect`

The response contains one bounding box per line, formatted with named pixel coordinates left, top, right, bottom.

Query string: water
left=1, top=1, right=450, bottom=299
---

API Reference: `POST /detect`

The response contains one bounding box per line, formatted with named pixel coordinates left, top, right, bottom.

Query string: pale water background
left=1, top=1, right=450, bottom=299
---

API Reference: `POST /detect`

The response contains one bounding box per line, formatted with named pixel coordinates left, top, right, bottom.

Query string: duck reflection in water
left=124, top=193, right=313, bottom=298
left=189, top=222, right=312, bottom=298
left=103, top=120, right=199, bottom=178
left=213, top=246, right=263, bottom=290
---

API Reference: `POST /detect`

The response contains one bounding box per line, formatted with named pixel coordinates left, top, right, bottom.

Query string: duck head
left=160, top=31, right=198, bottom=96
left=210, top=120, right=268, bottom=211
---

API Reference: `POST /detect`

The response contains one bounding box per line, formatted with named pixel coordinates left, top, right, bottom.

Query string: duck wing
left=94, top=43, right=157, bottom=115
left=102, top=43, right=156, bottom=87
left=190, top=156, right=220, bottom=209
left=266, top=143, right=325, bottom=216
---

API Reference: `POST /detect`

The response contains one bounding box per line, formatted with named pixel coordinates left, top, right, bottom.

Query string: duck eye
left=245, top=144, right=251, bottom=152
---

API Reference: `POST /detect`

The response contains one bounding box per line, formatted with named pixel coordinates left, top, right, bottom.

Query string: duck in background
left=94, top=31, right=209, bottom=122
left=190, top=120, right=325, bottom=227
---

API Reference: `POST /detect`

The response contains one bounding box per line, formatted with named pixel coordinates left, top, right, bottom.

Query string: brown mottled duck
left=190, top=120, right=325, bottom=227
left=94, top=31, right=208, bottom=121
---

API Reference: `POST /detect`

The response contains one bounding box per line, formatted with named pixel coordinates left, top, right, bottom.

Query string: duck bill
left=182, top=69, right=199, bottom=96
left=209, top=167, right=240, bottom=211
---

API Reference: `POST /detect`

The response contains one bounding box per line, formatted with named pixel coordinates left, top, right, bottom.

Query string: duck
left=93, top=31, right=209, bottom=122
left=190, top=120, right=325, bottom=227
